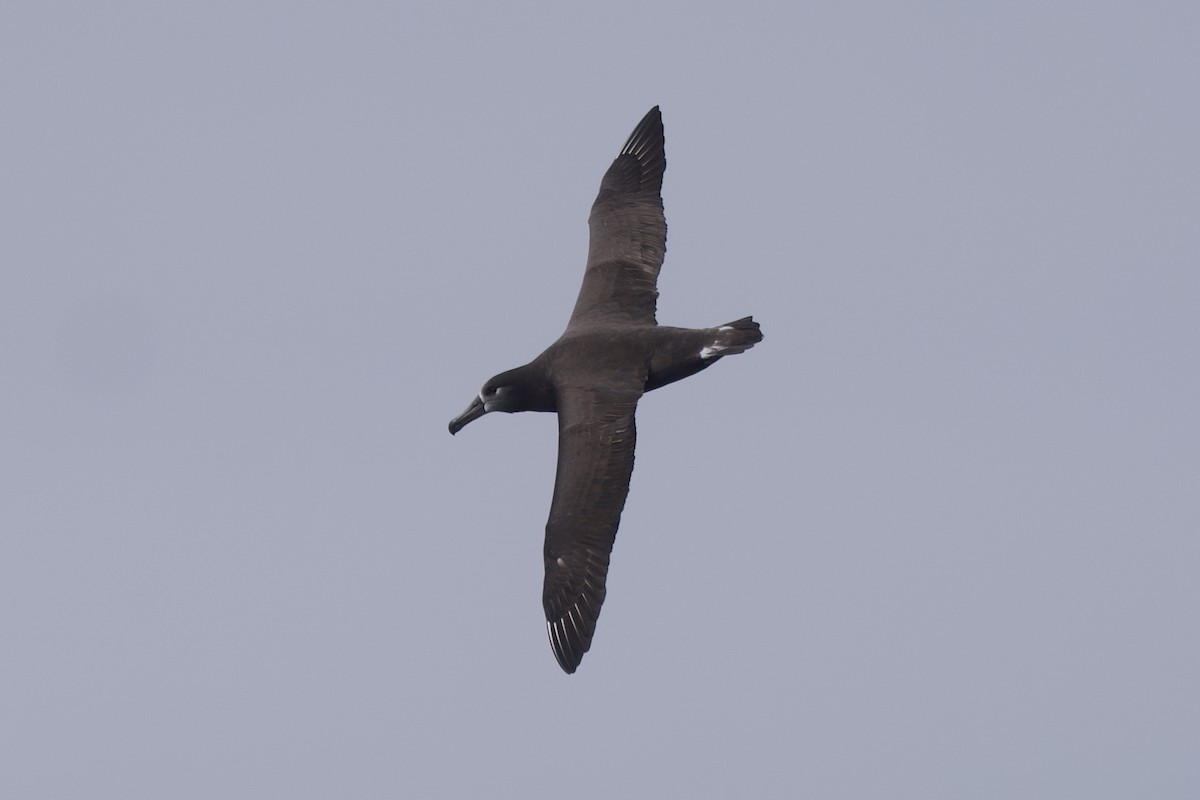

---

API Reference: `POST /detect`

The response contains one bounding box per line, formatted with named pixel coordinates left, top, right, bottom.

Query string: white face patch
left=556, top=557, right=567, bottom=568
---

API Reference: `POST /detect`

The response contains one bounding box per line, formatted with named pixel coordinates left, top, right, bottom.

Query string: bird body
left=449, top=107, right=762, bottom=673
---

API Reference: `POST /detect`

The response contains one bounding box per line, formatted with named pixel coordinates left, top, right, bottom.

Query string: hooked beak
left=448, top=396, right=486, bottom=435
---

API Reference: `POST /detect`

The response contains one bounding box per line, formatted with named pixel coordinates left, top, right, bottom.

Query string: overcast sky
left=3, top=3, right=1198, bottom=798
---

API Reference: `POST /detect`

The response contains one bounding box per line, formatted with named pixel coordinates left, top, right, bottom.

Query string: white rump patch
left=701, top=325, right=737, bottom=359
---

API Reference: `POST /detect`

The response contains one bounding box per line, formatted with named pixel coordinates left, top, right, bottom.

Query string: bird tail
left=700, top=316, right=763, bottom=360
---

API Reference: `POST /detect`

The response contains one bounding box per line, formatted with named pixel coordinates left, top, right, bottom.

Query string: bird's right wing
left=542, top=383, right=643, bottom=673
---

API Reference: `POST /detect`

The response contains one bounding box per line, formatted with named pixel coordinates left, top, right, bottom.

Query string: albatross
left=449, top=106, right=762, bottom=673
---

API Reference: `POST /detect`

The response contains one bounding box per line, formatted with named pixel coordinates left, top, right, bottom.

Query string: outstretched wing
left=542, top=384, right=644, bottom=673
left=568, top=106, right=667, bottom=327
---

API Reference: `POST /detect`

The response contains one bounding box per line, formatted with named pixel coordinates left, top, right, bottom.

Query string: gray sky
left=3, top=2, right=1198, bottom=797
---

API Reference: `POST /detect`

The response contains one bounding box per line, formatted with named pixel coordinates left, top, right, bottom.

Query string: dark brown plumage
left=449, top=107, right=762, bottom=673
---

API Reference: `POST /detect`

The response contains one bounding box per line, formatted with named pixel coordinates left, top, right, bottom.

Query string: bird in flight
left=449, top=107, right=762, bottom=673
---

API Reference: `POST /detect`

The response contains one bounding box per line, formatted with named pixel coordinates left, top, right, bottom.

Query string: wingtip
left=547, top=620, right=583, bottom=674
left=628, top=106, right=667, bottom=149
left=618, top=107, right=666, bottom=182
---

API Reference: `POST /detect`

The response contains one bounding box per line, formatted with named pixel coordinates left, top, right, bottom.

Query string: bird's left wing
left=568, top=107, right=666, bottom=327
